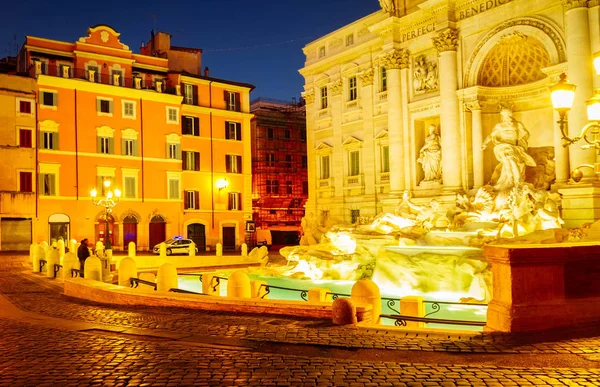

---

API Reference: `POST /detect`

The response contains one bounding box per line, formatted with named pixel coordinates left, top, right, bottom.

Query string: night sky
left=2, top=0, right=380, bottom=101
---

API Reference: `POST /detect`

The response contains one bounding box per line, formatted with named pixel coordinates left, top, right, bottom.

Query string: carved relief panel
left=412, top=54, right=439, bottom=95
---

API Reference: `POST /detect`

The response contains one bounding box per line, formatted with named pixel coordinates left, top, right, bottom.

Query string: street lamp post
left=91, top=180, right=121, bottom=250
left=550, top=53, right=600, bottom=182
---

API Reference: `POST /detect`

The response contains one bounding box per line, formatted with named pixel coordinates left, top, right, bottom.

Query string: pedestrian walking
left=77, top=238, right=90, bottom=278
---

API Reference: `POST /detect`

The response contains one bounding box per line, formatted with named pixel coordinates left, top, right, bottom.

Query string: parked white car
left=153, top=238, right=198, bottom=256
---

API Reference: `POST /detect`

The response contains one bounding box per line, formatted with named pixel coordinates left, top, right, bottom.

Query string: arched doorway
left=187, top=223, right=206, bottom=252
left=49, top=213, right=70, bottom=244
left=149, top=215, right=166, bottom=249
left=96, top=214, right=114, bottom=247
left=123, top=215, right=138, bottom=249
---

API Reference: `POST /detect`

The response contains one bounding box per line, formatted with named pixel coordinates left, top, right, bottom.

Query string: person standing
left=77, top=238, right=90, bottom=278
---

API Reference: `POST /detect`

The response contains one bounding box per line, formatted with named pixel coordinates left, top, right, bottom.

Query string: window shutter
left=97, top=176, right=102, bottom=193
left=53, top=92, right=58, bottom=107
left=236, top=123, right=242, bottom=140
left=121, top=139, right=127, bottom=156
left=195, top=191, right=200, bottom=209
left=109, top=100, right=114, bottom=113
left=133, top=140, right=138, bottom=156
left=235, top=93, right=241, bottom=112
left=53, top=133, right=59, bottom=150
left=224, top=90, right=228, bottom=106
left=192, top=85, right=198, bottom=105
left=181, top=117, right=186, bottom=135
left=236, top=156, right=242, bottom=174
left=109, top=138, right=114, bottom=154
left=225, top=121, right=229, bottom=139
left=237, top=193, right=242, bottom=210
left=225, top=155, right=231, bottom=173
left=193, top=117, right=200, bottom=136
left=97, top=138, right=102, bottom=153
left=228, top=193, right=233, bottom=210
left=184, top=190, right=189, bottom=209
left=194, top=152, right=200, bottom=171
left=165, top=143, right=170, bottom=159
left=182, top=151, right=188, bottom=170
left=39, top=174, right=44, bottom=195
left=176, top=144, right=181, bottom=160
left=180, top=83, right=185, bottom=98
left=49, top=174, right=56, bottom=195
left=96, top=99, right=101, bottom=112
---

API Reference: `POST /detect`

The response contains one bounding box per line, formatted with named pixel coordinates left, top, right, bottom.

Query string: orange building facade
left=16, top=25, right=254, bottom=251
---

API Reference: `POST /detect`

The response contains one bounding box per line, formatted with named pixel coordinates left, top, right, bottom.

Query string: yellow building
left=0, top=73, right=37, bottom=250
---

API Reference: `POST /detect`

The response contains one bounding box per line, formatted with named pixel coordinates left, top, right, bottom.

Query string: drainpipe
left=35, top=87, right=39, bottom=220
left=140, top=97, right=144, bottom=202
left=209, top=81, right=215, bottom=229
left=74, top=89, right=79, bottom=200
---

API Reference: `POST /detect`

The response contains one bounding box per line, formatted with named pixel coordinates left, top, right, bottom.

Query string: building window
left=185, top=190, right=199, bottom=210
left=267, top=128, right=274, bottom=139
left=381, top=67, right=387, bottom=92
left=97, top=98, right=113, bottom=115
left=19, top=101, right=31, bottom=114
left=225, top=91, right=240, bottom=112
left=41, top=91, right=57, bottom=107
left=19, top=129, right=32, bottom=148
left=285, top=154, right=292, bottom=168
left=300, top=130, right=306, bottom=142
left=182, top=116, right=199, bottom=136
left=39, top=173, right=56, bottom=196
left=348, top=76, right=357, bottom=101
left=183, top=151, right=200, bottom=171
left=319, top=46, right=326, bottom=58
left=123, top=176, right=136, bottom=198
left=266, top=153, right=275, bottom=167
left=87, top=65, right=99, bottom=82
left=320, top=87, right=328, bottom=109
left=98, top=176, right=115, bottom=196
left=98, top=137, right=113, bottom=154
left=266, top=180, right=279, bottom=194
left=167, top=107, right=178, bottom=124
left=41, top=132, right=58, bottom=150
left=349, top=150, right=360, bottom=176
left=346, top=34, right=354, bottom=46
left=20, top=172, right=32, bottom=193
left=284, top=129, right=291, bottom=139
left=225, top=122, right=241, bottom=140
left=184, top=84, right=194, bottom=105
left=112, top=70, right=123, bottom=86
left=226, top=154, right=242, bottom=174
left=167, top=143, right=181, bottom=160
left=320, top=155, right=330, bottom=179
left=350, top=209, right=360, bottom=224
left=123, top=139, right=136, bottom=156
left=228, top=192, right=241, bottom=210
left=381, top=145, right=390, bottom=173
left=286, top=180, right=293, bottom=194
left=302, top=181, right=308, bottom=195
left=302, top=156, right=307, bottom=169
left=122, top=101, right=135, bottom=118
left=168, top=178, right=180, bottom=200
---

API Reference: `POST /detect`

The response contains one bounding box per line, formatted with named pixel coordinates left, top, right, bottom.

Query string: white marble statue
left=417, top=124, right=442, bottom=183
left=481, top=106, right=536, bottom=191
left=379, top=0, right=395, bottom=14
left=413, top=56, right=427, bottom=91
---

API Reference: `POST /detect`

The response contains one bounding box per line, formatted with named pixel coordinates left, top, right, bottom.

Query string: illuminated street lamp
left=91, top=179, right=121, bottom=249
left=551, top=67, right=600, bottom=182
left=216, top=178, right=229, bottom=202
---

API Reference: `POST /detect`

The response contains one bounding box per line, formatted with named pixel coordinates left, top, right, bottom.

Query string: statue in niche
left=417, top=124, right=442, bottom=184
left=413, top=56, right=438, bottom=93
left=379, top=0, right=395, bottom=14
left=481, top=105, right=536, bottom=191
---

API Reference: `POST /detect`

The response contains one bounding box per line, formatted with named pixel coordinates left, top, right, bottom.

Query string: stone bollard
left=351, top=279, right=381, bottom=324
left=251, top=280, right=267, bottom=298
left=399, top=296, right=425, bottom=328
left=40, top=241, right=49, bottom=252
left=46, top=249, right=60, bottom=278
left=69, top=239, right=77, bottom=253
left=128, top=242, right=136, bottom=257
left=62, top=252, right=78, bottom=280
left=241, top=243, right=248, bottom=257
left=308, top=288, right=330, bottom=303
left=102, top=249, right=113, bottom=282
left=95, top=241, right=104, bottom=252
left=159, top=242, right=167, bottom=257
left=30, top=243, right=37, bottom=269
left=33, top=244, right=45, bottom=273
left=84, top=256, right=102, bottom=281
left=157, top=263, right=178, bottom=292
left=138, top=273, right=156, bottom=292
left=43, top=247, right=54, bottom=273
left=227, top=271, right=251, bottom=298
left=119, top=257, right=137, bottom=287
left=202, top=272, right=220, bottom=296
left=189, top=242, right=196, bottom=257
left=57, top=239, right=65, bottom=259
left=216, top=243, right=223, bottom=256
left=332, top=298, right=357, bottom=325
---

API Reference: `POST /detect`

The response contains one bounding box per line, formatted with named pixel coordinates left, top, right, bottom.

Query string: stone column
left=433, top=28, right=462, bottom=190
left=301, top=89, right=317, bottom=214
left=381, top=49, right=409, bottom=194
left=329, top=79, right=344, bottom=201
left=466, top=101, right=485, bottom=188
left=589, top=0, right=600, bottom=90
left=566, top=0, right=595, bottom=174
left=553, top=110, right=570, bottom=184
left=360, top=69, right=376, bottom=199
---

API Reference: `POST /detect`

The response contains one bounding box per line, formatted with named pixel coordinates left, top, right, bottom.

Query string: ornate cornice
left=301, top=89, right=315, bottom=104
left=359, top=69, right=374, bottom=86
left=380, top=49, right=409, bottom=70
left=464, top=101, right=486, bottom=111
left=563, top=0, right=589, bottom=10
left=433, top=28, right=459, bottom=52
left=588, top=0, right=599, bottom=7
left=330, top=80, right=343, bottom=96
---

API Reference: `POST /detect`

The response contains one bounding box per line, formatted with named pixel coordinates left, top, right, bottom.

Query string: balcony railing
left=379, top=172, right=390, bottom=183
left=345, top=174, right=363, bottom=187
left=378, top=91, right=388, bottom=102
left=318, top=178, right=333, bottom=188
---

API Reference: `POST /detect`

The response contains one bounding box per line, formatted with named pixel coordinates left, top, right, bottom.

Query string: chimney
left=204, top=66, right=210, bottom=77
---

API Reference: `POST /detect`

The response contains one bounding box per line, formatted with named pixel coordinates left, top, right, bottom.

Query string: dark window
left=225, top=91, right=241, bottom=112
left=302, top=156, right=307, bottom=169
left=226, top=155, right=242, bottom=174
left=286, top=181, right=293, bottom=194
left=302, top=181, right=308, bottom=195
left=228, top=192, right=241, bottom=210
left=284, top=129, right=291, bottom=139
left=225, top=122, right=241, bottom=141
left=42, top=92, right=55, bottom=106
left=19, top=101, right=31, bottom=114
left=266, top=153, right=275, bottom=167
left=266, top=180, right=279, bottom=194
left=184, top=190, right=200, bottom=209
left=351, top=209, right=360, bottom=224
left=100, top=100, right=111, bottom=113
left=182, top=151, right=200, bottom=171
left=20, top=172, right=32, bottom=193
left=182, top=116, right=199, bottom=136
left=285, top=154, right=292, bottom=168
left=267, top=128, right=274, bottom=139
left=41, top=132, right=58, bottom=150
left=19, top=129, right=32, bottom=148
left=300, top=130, right=306, bottom=142
left=39, top=173, right=56, bottom=196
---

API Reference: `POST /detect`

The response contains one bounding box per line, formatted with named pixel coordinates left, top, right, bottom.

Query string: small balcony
left=318, top=178, right=334, bottom=188
left=344, top=174, right=363, bottom=187
left=379, top=172, right=390, bottom=183
left=0, top=191, right=35, bottom=216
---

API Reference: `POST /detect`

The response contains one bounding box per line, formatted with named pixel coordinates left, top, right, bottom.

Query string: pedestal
left=558, top=184, right=600, bottom=227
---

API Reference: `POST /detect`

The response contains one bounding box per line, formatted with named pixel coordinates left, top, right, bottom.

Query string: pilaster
left=465, top=101, right=485, bottom=188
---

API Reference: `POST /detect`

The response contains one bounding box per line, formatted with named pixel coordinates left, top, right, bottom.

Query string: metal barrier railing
left=423, top=300, right=488, bottom=318
left=71, top=269, right=83, bottom=278
left=211, top=276, right=228, bottom=292
left=380, top=314, right=487, bottom=327
left=259, top=284, right=308, bottom=301
left=130, top=277, right=157, bottom=291
left=169, top=288, right=207, bottom=295
left=178, top=273, right=203, bottom=282
left=39, top=260, right=47, bottom=272
left=53, top=264, right=62, bottom=278
left=325, top=292, right=401, bottom=314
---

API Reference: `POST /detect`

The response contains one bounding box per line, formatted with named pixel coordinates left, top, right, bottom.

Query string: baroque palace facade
left=300, top=0, right=600, bottom=227
left=3, top=25, right=253, bottom=251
